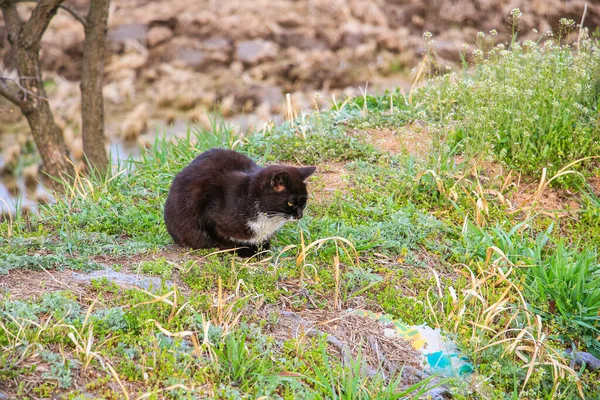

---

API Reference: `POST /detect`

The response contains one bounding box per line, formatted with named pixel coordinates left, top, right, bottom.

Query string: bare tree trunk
left=0, top=0, right=74, bottom=188
left=80, top=0, right=110, bottom=177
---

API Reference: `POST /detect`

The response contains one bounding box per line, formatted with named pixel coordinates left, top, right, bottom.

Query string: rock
left=566, top=350, right=600, bottom=371
left=275, top=28, right=326, bottom=50
left=70, top=268, right=172, bottom=291
left=147, top=26, right=173, bottom=47
left=376, top=29, right=409, bottom=52
left=342, top=22, right=368, bottom=47
left=119, top=103, right=150, bottom=140
left=277, top=13, right=303, bottom=29
left=218, top=84, right=284, bottom=113
left=236, top=40, right=278, bottom=65
left=354, top=40, right=378, bottom=60
left=177, top=48, right=207, bottom=68
left=433, top=39, right=463, bottom=61
left=36, top=191, right=53, bottom=205
left=109, top=24, right=148, bottom=44
left=318, top=28, right=343, bottom=48
left=137, top=136, right=152, bottom=150
left=1, top=144, right=20, bottom=168
left=189, top=108, right=213, bottom=131
left=348, top=0, right=388, bottom=26
left=202, top=37, right=231, bottom=52
left=64, top=128, right=83, bottom=160
left=22, top=164, right=39, bottom=188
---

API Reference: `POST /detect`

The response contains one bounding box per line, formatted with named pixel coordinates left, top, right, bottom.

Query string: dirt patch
left=366, top=128, right=403, bottom=155
left=0, top=268, right=89, bottom=301
left=89, top=245, right=196, bottom=269
left=449, top=157, right=586, bottom=214
left=511, top=181, right=581, bottom=214
left=365, top=123, right=432, bottom=159
left=266, top=307, right=422, bottom=374
left=311, top=162, right=349, bottom=202
left=0, top=247, right=200, bottom=301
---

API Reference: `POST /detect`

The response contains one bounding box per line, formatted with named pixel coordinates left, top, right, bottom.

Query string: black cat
left=164, top=148, right=316, bottom=257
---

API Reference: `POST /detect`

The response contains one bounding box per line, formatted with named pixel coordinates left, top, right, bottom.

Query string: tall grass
left=413, top=23, right=599, bottom=176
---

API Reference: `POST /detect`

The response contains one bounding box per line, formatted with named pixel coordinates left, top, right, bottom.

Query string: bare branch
left=15, top=0, right=87, bottom=28
left=0, top=74, right=46, bottom=99
left=20, top=0, right=64, bottom=49
left=0, top=0, right=23, bottom=47
left=0, top=77, right=25, bottom=107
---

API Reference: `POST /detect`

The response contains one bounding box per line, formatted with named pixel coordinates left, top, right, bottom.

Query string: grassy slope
left=1, top=26, right=600, bottom=399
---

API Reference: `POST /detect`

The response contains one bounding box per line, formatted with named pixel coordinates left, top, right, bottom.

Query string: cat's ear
left=271, top=172, right=289, bottom=193
left=298, top=166, right=316, bottom=181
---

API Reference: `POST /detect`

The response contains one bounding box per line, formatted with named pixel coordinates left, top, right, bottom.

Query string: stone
left=566, top=350, right=600, bottom=371
left=236, top=39, right=278, bottom=64
left=147, top=26, right=173, bottom=47
left=177, top=48, right=207, bottom=68
left=202, top=37, right=231, bottom=52
left=70, top=268, right=172, bottom=291
left=276, top=28, right=325, bottom=50
left=109, top=24, right=148, bottom=43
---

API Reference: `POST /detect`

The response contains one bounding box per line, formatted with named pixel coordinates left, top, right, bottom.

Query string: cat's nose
left=296, top=208, right=303, bottom=219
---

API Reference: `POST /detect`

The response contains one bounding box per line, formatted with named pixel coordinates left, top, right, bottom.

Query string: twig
left=0, top=77, right=25, bottom=107
left=0, top=75, right=47, bottom=105
left=577, top=2, right=588, bottom=51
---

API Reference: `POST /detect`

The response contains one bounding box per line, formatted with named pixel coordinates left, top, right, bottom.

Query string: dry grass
left=266, top=307, right=422, bottom=375
left=427, top=245, right=584, bottom=398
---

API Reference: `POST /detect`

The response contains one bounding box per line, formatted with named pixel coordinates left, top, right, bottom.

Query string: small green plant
left=523, top=241, right=600, bottom=336
left=39, top=350, right=81, bottom=389
left=139, top=257, right=173, bottom=278
left=306, top=347, right=443, bottom=399
left=213, top=330, right=281, bottom=392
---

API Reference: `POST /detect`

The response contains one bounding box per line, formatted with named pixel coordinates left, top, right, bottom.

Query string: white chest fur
left=246, top=213, right=288, bottom=243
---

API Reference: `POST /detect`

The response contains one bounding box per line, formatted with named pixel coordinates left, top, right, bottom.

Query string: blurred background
left=0, top=0, right=598, bottom=217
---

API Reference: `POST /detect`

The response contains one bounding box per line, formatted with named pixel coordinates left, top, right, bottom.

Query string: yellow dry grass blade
left=409, top=53, right=428, bottom=104
left=444, top=252, right=584, bottom=399
left=333, top=254, right=340, bottom=311
left=106, top=361, right=130, bottom=400
left=133, top=289, right=176, bottom=307
left=295, top=236, right=359, bottom=267
left=416, top=169, right=446, bottom=195
left=517, top=156, right=600, bottom=214
left=0, top=197, right=14, bottom=237
left=148, top=319, right=195, bottom=338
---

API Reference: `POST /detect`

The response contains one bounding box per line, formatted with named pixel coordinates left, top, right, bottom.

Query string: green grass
left=351, top=25, right=600, bottom=180
left=1, top=18, right=600, bottom=399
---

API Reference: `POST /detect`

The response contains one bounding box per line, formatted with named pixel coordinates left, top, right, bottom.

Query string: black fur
left=164, top=148, right=316, bottom=257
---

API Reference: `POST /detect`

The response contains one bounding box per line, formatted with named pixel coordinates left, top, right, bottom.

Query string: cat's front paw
left=235, top=241, right=270, bottom=259
left=234, top=246, right=257, bottom=258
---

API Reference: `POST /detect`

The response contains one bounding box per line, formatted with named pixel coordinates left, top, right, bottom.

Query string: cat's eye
left=287, top=202, right=294, bottom=207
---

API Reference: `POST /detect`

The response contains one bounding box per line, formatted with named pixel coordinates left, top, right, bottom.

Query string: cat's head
left=256, top=165, right=316, bottom=220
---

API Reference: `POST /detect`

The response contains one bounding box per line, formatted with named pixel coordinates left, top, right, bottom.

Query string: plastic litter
left=355, top=309, right=473, bottom=378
